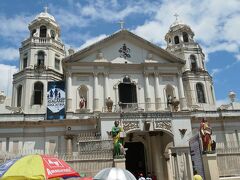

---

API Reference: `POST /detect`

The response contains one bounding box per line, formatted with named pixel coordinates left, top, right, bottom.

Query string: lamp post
left=229, top=91, right=236, bottom=110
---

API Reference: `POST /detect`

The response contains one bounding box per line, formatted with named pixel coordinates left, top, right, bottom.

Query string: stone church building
left=0, top=8, right=240, bottom=180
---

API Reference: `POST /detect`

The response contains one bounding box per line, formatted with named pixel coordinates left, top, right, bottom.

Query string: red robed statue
left=200, top=118, right=212, bottom=153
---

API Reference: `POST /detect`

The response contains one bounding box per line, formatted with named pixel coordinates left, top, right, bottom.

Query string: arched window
left=33, top=82, right=44, bottom=105
left=190, top=55, right=197, bottom=71
left=78, top=85, right=88, bottom=109
left=37, top=51, right=45, bottom=66
left=165, top=84, right=175, bottom=106
left=174, top=36, right=179, bottom=44
left=196, top=83, right=206, bottom=103
left=31, top=29, right=36, bottom=37
left=183, top=32, right=189, bottom=42
left=40, top=26, right=47, bottom=37
left=50, top=30, right=55, bottom=39
left=17, top=85, right=22, bottom=107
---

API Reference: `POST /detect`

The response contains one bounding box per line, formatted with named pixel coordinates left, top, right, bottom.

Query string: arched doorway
left=123, top=130, right=174, bottom=180
left=125, top=141, right=146, bottom=177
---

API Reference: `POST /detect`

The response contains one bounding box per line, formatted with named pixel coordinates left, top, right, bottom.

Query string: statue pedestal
left=202, top=153, right=219, bottom=180
left=114, top=158, right=126, bottom=169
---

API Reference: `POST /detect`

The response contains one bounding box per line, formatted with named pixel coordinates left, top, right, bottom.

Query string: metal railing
left=103, top=102, right=174, bottom=113
left=216, top=142, right=240, bottom=177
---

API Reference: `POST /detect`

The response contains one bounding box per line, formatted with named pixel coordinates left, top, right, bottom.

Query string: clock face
left=50, top=30, right=55, bottom=38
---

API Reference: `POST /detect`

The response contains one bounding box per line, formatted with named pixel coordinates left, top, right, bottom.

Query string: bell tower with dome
left=11, top=7, right=66, bottom=114
left=165, top=16, right=216, bottom=110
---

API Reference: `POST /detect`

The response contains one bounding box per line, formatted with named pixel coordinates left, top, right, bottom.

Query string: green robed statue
left=111, top=120, right=125, bottom=158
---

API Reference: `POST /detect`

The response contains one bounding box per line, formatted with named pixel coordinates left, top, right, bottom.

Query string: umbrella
left=80, top=178, right=93, bottom=180
left=94, top=167, right=136, bottom=180
left=0, top=154, right=80, bottom=180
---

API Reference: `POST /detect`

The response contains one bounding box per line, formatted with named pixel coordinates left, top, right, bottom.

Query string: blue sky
left=0, top=0, right=239, bottom=106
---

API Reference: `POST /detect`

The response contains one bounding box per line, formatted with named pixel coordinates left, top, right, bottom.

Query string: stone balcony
left=21, top=37, right=64, bottom=51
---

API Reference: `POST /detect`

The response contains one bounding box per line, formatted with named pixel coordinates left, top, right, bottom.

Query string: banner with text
left=47, top=81, right=65, bottom=120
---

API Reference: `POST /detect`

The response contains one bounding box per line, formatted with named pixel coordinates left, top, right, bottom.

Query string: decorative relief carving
left=122, top=121, right=140, bottom=132
left=119, top=43, right=131, bottom=59
left=154, top=121, right=172, bottom=132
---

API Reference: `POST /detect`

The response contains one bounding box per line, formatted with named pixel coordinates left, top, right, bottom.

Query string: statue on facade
left=111, top=120, right=125, bottom=158
left=106, top=97, right=113, bottom=112
left=200, top=118, right=212, bottom=153
left=172, top=97, right=180, bottom=112
left=79, top=96, right=86, bottom=109
left=167, top=95, right=172, bottom=107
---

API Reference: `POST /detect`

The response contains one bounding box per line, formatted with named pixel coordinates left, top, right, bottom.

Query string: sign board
left=189, top=133, right=205, bottom=179
left=47, top=81, right=65, bottom=120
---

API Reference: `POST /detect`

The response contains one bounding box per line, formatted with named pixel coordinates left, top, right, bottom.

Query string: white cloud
left=211, top=68, right=221, bottom=77
left=133, top=21, right=166, bottom=45
left=79, top=34, right=107, bottom=50
left=0, top=64, right=18, bottom=96
left=0, top=15, right=30, bottom=43
left=216, top=98, right=229, bottom=107
left=132, top=0, right=240, bottom=62
left=235, top=54, right=240, bottom=61
left=0, top=48, right=19, bottom=61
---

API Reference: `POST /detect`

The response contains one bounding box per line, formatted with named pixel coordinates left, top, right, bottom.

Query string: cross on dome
left=174, top=13, right=179, bottom=21
left=118, top=20, right=125, bottom=30
left=44, top=6, right=49, bottom=13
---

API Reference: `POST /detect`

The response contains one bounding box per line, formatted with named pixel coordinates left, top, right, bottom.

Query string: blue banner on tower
left=47, top=81, right=66, bottom=120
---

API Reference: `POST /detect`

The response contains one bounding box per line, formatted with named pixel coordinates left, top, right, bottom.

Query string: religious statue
left=200, top=118, right=212, bottom=153
left=172, top=97, right=180, bottom=112
left=111, top=120, right=125, bottom=158
left=79, top=96, right=86, bottom=109
left=106, top=97, right=113, bottom=112
left=167, top=95, right=172, bottom=107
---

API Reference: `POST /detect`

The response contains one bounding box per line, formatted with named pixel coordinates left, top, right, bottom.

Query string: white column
left=93, top=73, right=99, bottom=111
left=144, top=72, right=151, bottom=111
left=66, top=72, right=72, bottom=111
left=150, top=134, right=164, bottom=180
left=177, top=73, right=187, bottom=110
left=154, top=72, right=161, bottom=111
left=65, top=135, right=73, bottom=156
left=167, top=149, right=174, bottom=180
left=104, top=73, right=109, bottom=100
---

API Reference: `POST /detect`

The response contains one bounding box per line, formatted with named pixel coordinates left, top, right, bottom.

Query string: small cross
left=174, top=13, right=179, bottom=21
left=118, top=20, right=125, bottom=30
left=44, top=6, right=49, bottom=13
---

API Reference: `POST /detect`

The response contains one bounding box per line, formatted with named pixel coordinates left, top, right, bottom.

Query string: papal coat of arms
left=119, top=43, right=131, bottom=59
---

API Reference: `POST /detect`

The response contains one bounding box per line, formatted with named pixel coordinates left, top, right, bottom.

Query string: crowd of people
left=136, top=172, right=156, bottom=180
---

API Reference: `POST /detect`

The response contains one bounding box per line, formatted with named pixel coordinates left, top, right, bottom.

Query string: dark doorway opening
left=125, top=142, right=146, bottom=177
left=118, top=83, right=137, bottom=109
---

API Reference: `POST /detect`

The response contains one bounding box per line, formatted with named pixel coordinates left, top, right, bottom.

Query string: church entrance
left=118, top=83, right=137, bottom=109
left=125, top=142, right=146, bottom=177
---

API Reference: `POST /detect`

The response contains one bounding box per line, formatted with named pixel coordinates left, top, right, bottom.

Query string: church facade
left=0, top=9, right=240, bottom=180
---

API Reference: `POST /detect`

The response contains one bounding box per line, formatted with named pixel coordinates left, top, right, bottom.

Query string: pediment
left=63, top=30, right=184, bottom=65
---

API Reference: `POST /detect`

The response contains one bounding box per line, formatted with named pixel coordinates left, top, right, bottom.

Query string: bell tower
left=165, top=16, right=216, bottom=110
left=12, top=7, right=65, bottom=114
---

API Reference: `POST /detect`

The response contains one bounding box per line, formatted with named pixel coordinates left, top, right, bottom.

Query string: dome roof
left=34, top=7, right=56, bottom=22
left=35, top=12, right=55, bottom=22
left=170, top=19, right=185, bottom=28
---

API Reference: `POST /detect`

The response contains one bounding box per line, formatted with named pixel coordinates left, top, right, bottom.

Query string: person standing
left=138, top=173, right=146, bottom=180
left=146, top=172, right=152, bottom=180
left=193, top=170, right=203, bottom=180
